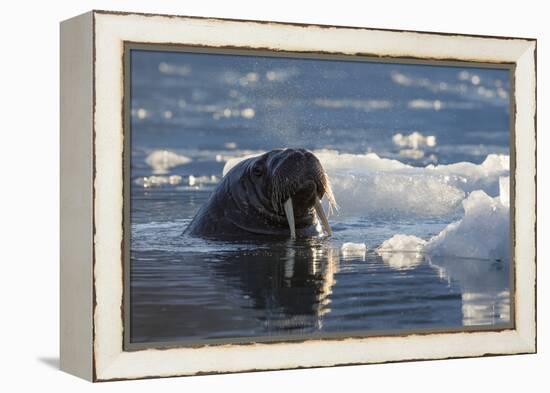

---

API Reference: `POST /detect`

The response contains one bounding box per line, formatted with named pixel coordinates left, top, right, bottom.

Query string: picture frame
left=60, top=10, right=536, bottom=381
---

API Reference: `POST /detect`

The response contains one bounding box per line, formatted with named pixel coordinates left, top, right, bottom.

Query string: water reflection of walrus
left=184, top=148, right=336, bottom=239
left=212, top=243, right=340, bottom=329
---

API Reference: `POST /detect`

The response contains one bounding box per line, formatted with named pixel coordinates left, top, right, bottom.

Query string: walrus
left=184, top=148, right=336, bottom=239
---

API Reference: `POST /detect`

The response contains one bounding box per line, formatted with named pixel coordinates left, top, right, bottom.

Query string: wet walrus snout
left=270, top=149, right=335, bottom=239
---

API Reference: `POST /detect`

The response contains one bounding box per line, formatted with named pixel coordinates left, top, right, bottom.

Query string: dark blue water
left=129, top=49, right=511, bottom=344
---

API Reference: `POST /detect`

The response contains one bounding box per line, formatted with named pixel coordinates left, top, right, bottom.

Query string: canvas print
left=128, top=48, right=512, bottom=346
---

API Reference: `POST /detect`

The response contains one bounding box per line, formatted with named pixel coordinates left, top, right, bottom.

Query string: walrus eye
left=252, top=163, right=263, bottom=177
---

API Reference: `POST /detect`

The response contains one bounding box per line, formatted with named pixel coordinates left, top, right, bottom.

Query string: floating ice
left=136, top=174, right=219, bottom=190
left=217, top=150, right=265, bottom=165
left=241, top=108, right=255, bottom=119
left=392, top=132, right=436, bottom=149
left=134, top=108, right=148, bottom=119
left=378, top=234, right=427, bottom=253
left=378, top=175, right=510, bottom=261
left=222, top=70, right=259, bottom=86
left=391, top=70, right=509, bottom=106
left=145, top=150, right=192, bottom=174
left=408, top=99, right=442, bottom=111
left=188, top=175, right=219, bottom=187
left=134, top=175, right=182, bottom=188
left=315, top=150, right=409, bottom=172
left=393, top=132, right=435, bottom=161
left=314, top=150, right=465, bottom=217
left=341, top=243, right=367, bottom=260
left=376, top=235, right=426, bottom=270
left=223, top=153, right=263, bottom=175
left=314, top=98, right=393, bottom=111
left=265, top=67, right=300, bottom=82
left=424, top=189, right=510, bottom=260
left=391, top=72, right=414, bottom=87
left=158, top=62, right=191, bottom=76
left=425, top=153, right=509, bottom=195
left=399, top=149, right=425, bottom=159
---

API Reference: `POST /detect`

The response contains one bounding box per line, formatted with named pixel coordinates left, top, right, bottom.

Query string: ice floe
left=223, top=153, right=263, bottom=175
left=390, top=70, right=509, bottom=105
left=378, top=234, right=426, bottom=253
left=379, top=176, right=510, bottom=261
left=424, top=189, right=510, bottom=260
left=188, top=175, right=219, bottom=187
left=145, top=150, right=192, bottom=174
left=341, top=242, right=367, bottom=260
left=134, top=175, right=182, bottom=188
left=316, top=151, right=458, bottom=218
left=314, top=98, right=393, bottom=111
left=377, top=234, right=426, bottom=270
left=158, top=62, right=192, bottom=76
left=392, top=132, right=436, bottom=149
left=135, top=174, right=220, bottom=190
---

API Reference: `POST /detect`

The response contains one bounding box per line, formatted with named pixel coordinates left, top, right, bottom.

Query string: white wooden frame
left=60, top=10, right=536, bottom=381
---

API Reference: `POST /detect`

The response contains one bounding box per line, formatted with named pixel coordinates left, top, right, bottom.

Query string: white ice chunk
left=223, top=153, right=263, bottom=176
left=480, top=154, right=509, bottom=173
left=424, top=190, right=510, bottom=260
left=188, top=175, right=219, bottom=187
left=158, top=62, right=191, bottom=76
left=316, top=150, right=508, bottom=218
left=341, top=242, right=367, bottom=260
left=377, top=179, right=510, bottom=262
left=134, top=175, right=182, bottom=188
left=376, top=235, right=426, bottom=270
left=377, top=234, right=427, bottom=252
left=392, top=131, right=437, bottom=149
left=145, top=150, right=192, bottom=174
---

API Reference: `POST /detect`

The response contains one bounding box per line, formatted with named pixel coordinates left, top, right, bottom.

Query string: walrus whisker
left=283, top=198, right=296, bottom=240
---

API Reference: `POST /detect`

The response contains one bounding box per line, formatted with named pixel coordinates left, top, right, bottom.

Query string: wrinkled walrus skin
left=184, top=148, right=333, bottom=239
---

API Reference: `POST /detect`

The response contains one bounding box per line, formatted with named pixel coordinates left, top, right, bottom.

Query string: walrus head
left=231, top=148, right=336, bottom=238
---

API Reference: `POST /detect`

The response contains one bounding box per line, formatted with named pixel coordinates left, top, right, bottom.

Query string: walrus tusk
left=314, top=197, right=332, bottom=236
left=283, top=198, right=296, bottom=240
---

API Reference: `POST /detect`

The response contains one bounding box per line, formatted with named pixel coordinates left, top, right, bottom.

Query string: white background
left=0, top=0, right=545, bottom=391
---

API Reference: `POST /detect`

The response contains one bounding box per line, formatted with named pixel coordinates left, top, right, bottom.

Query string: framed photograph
left=60, top=10, right=536, bottom=381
